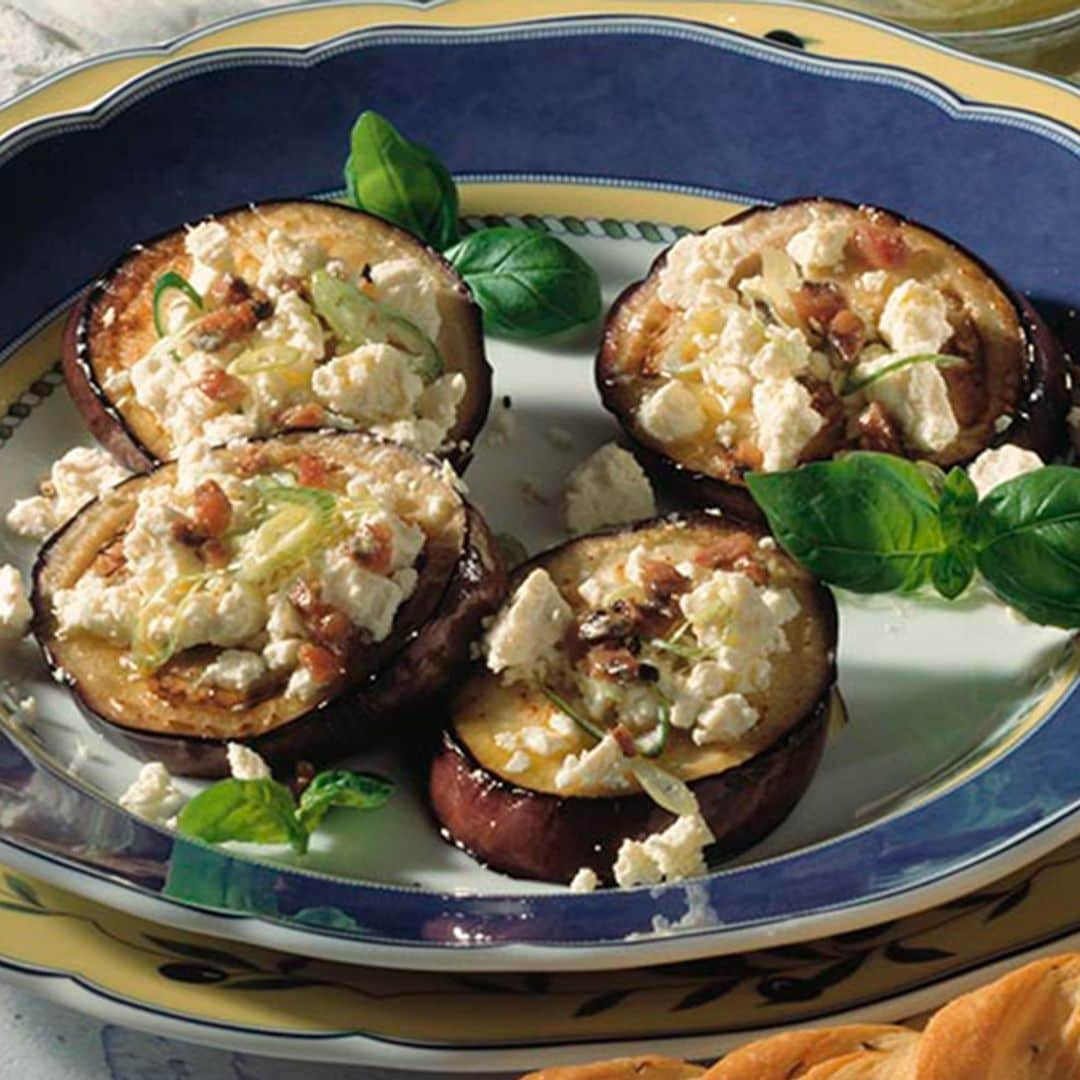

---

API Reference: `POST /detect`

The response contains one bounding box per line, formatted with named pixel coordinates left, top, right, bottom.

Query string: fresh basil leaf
left=444, top=227, right=602, bottom=339
left=746, top=453, right=945, bottom=593
left=177, top=779, right=308, bottom=855
left=931, top=548, right=976, bottom=600
left=930, top=467, right=978, bottom=599
left=297, top=770, right=394, bottom=832
left=344, top=111, right=458, bottom=249
left=973, top=465, right=1080, bottom=628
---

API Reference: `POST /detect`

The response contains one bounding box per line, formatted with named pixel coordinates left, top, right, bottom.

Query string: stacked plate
left=0, top=1, right=1077, bottom=1072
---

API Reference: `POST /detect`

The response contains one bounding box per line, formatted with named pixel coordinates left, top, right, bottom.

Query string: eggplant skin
left=428, top=511, right=839, bottom=885
left=32, top=436, right=508, bottom=779
left=63, top=198, right=491, bottom=474
left=430, top=693, right=829, bottom=886
left=597, top=197, right=1070, bottom=522
left=48, top=507, right=506, bottom=779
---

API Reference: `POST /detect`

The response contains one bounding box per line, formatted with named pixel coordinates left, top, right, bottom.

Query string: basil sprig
left=747, top=453, right=1080, bottom=627
left=344, top=111, right=601, bottom=339
left=445, top=227, right=602, bottom=339
left=345, top=111, right=459, bottom=250
left=177, top=768, right=393, bottom=855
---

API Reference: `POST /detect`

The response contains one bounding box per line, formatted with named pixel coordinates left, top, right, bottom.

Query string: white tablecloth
left=0, top=8, right=455, bottom=1080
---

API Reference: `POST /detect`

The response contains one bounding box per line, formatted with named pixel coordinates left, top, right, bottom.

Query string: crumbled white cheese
left=503, top=749, right=531, bottom=775
left=786, top=217, right=850, bottom=277
left=118, top=762, right=185, bottom=826
left=858, top=269, right=891, bottom=294
left=751, top=378, right=824, bottom=471
left=263, top=228, right=326, bottom=280
left=879, top=280, right=953, bottom=357
left=968, top=444, right=1043, bottom=498
left=484, top=568, right=572, bottom=683
left=226, top=741, right=272, bottom=781
left=548, top=711, right=577, bottom=738
left=750, top=325, right=812, bottom=382
left=311, top=343, right=424, bottom=423
left=175, top=579, right=267, bottom=653
left=285, top=663, right=322, bottom=702
left=657, top=227, right=745, bottom=308
left=319, top=543, right=410, bottom=642
left=562, top=443, right=656, bottom=536
left=638, top=380, right=706, bottom=443
left=858, top=353, right=959, bottom=453
left=519, top=724, right=570, bottom=756
left=255, top=291, right=325, bottom=364
left=202, top=650, right=268, bottom=694
left=6, top=446, right=130, bottom=540
left=370, top=258, right=443, bottom=341
left=569, top=867, right=599, bottom=893
left=692, top=693, right=759, bottom=745
left=554, top=732, right=632, bottom=793
left=613, top=815, right=714, bottom=888
left=0, top=565, right=31, bottom=640
left=53, top=575, right=142, bottom=645
left=263, top=637, right=302, bottom=673
left=185, top=220, right=233, bottom=269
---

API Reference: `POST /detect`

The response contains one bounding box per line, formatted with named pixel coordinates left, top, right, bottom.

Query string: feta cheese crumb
left=657, top=226, right=746, bottom=308
left=6, top=446, right=131, bottom=540
left=201, top=650, right=268, bottom=694
left=785, top=217, right=850, bottom=277
left=692, top=693, right=759, bottom=745
left=484, top=568, right=572, bottom=683
left=503, top=749, right=531, bottom=775
left=562, top=443, right=656, bottom=535
left=858, top=353, right=959, bottom=453
left=751, top=378, right=824, bottom=471
left=613, top=815, right=714, bottom=888
left=569, top=867, right=599, bottom=893
left=968, top=444, right=1043, bottom=498
left=226, top=742, right=272, bottom=781
left=185, top=220, right=232, bottom=269
left=638, top=380, right=706, bottom=444
left=119, top=762, right=185, bottom=825
left=0, top=564, right=32, bottom=640
left=879, top=280, right=953, bottom=357
left=554, top=732, right=632, bottom=793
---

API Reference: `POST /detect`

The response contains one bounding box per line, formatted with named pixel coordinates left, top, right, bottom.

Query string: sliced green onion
left=234, top=483, right=339, bottom=585
left=310, top=269, right=443, bottom=382
left=227, top=343, right=304, bottom=379
left=627, top=758, right=699, bottom=818
left=843, top=353, right=964, bottom=396
left=153, top=271, right=203, bottom=337
left=648, top=637, right=707, bottom=663
left=541, top=685, right=606, bottom=743
left=131, top=573, right=210, bottom=670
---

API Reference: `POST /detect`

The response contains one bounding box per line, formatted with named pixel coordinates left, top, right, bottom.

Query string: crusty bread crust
left=526, top=953, right=1080, bottom=1080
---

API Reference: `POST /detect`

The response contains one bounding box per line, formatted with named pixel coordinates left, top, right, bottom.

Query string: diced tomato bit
left=193, top=479, right=232, bottom=537
left=298, top=643, right=343, bottom=684
left=277, top=403, right=327, bottom=429
left=200, top=537, right=230, bottom=569
left=197, top=368, right=247, bottom=404
left=856, top=401, right=903, bottom=454
left=169, top=517, right=203, bottom=547
left=737, top=558, right=769, bottom=586
left=611, top=724, right=638, bottom=757
left=190, top=301, right=261, bottom=351
left=852, top=224, right=907, bottom=269
left=584, top=644, right=641, bottom=683
left=287, top=580, right=355, bottom=656
left=828, top=308, right=866, bottom=360
left=234, top=445, right=269, bottom=476
left=207, top=275, right=252, bottom=307
left=295, top=452, right=331, bottom=488
left=694, top=532, right=758, bottom=569
left=791, top=283, right=845, bottom=331
left=638, top=558, right=689, bottom=603
left=353, top=522, right=393, bottom=575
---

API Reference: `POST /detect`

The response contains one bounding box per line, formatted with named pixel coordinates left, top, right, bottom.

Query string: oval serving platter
left=0, top=0, right=1078, bottom=973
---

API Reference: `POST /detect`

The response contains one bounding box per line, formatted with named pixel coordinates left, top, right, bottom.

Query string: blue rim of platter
left=0, top=3, right=1078, bottom=966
